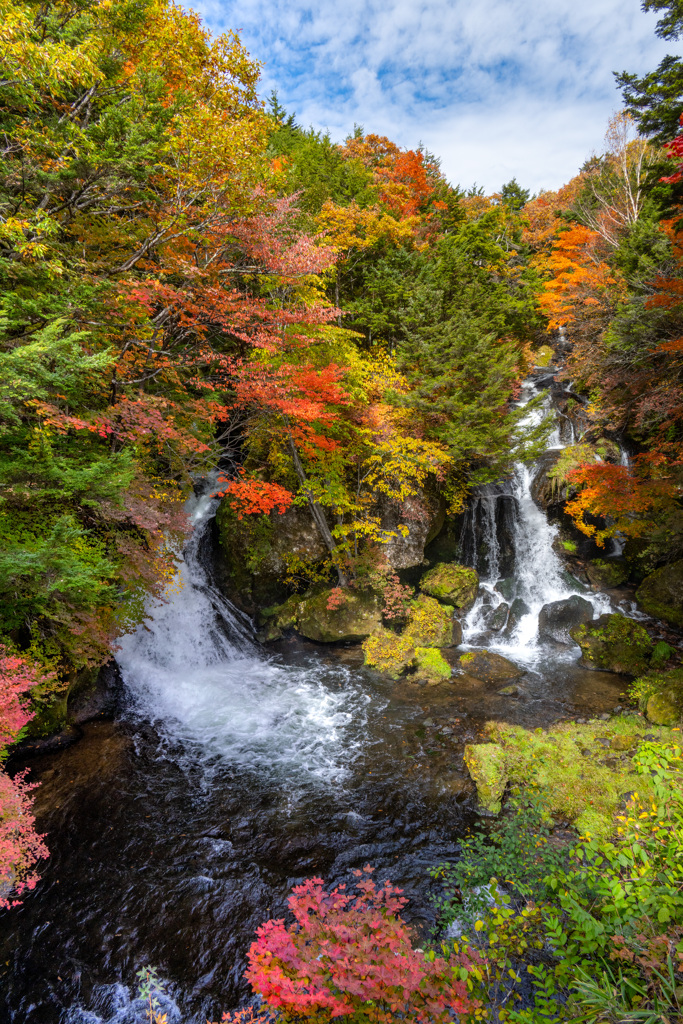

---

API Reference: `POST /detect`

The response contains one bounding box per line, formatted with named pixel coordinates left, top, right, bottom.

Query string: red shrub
left=245, top=865, right=480, bottom=1023
left=0, top=645, right=51, bottom=907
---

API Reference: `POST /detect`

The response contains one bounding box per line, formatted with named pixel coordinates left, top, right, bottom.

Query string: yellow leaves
left=316, top=200, right=418, bottom=256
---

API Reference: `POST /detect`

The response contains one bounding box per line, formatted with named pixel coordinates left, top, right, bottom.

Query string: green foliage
left=432, top=741, right=683, bottom=1022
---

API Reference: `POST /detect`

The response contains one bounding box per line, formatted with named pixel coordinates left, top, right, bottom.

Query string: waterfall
left=116, top=484, right=366, bottom=786
left=461, top=380, right=611, bottom=664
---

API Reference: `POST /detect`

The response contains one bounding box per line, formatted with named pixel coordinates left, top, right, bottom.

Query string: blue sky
left=193, top=0, right=676, bottom=193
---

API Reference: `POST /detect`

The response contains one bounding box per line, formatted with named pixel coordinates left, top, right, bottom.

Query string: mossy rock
left=630, top=667, right=683, bottom=726
left=405, top=594, right=457, bottom=647
left=636, top=559, right=683, bottom=627
left=419, top=562, right=479, bottom=611
left=534, top=344, right=554, bottom=367
left=295, top=588, right=383, bottom=643
left=586, top=559, right=628, bottom=589
left=464, top=743, right=508, bottom=814
left=646, top=690, right=682, bottom=726
left=570, top=613, right=653, bottom=676
left=465, top=716, right=677, bottom=829
left=458, top=650, right=523, bottom=683
left=413, top=646, right=451, bottom=684
left=362, top=629, right=415, bottom=679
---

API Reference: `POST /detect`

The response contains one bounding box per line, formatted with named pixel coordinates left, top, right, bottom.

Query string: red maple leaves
left=246, top=865, right=479, bottom=1022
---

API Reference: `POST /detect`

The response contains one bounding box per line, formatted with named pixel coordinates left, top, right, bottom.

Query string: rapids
left=0, top=375, right=632, bottom=1023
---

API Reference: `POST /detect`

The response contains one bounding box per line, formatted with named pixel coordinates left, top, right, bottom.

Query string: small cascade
left=116, top=483, right=366, bottom=786
left=461, top=378, right=611, bottom=664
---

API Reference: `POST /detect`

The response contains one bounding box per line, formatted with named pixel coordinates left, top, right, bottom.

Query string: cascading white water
left=116, top=485, right=367, bottom=787
left=462, top=380, right=611, bottom=663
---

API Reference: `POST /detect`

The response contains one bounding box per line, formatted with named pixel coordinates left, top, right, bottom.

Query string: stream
left=0, top=373, right=631, bottom=1023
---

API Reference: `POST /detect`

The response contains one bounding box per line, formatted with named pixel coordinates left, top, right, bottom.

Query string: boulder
left=215, top=502, right=327, bottom=612
left=419, top=562, right=479, bottom=611
left=377, top=491, right=445, bottom=569
left=485, top=602, right=509, bottom=632
left=362, top=628, right=415, bottom=679
left=534, top=344, right=554, bottom=367
left=295, top=588, right=383, bottom=643
left=464, top=743, right=508, bottom=815
left=457, top=650, right=523, bottom=683
left=495, top=577, right=516, bottom=601
left=569, top=614, right=653, bottom=676
left=503, top=597, right=531, bottom=637
left=538, top=595, right=594, bottom=645
left=267, top=588, right=382, bottom=643
left=413, top=647, right=452, bottom=684
left=636, top=559, right=683, bottom=627
left=586, top=559, right=628, bottom=589
left=646, top=690, right=682, bottom=727
left=405, top=594, right=459, bottom=648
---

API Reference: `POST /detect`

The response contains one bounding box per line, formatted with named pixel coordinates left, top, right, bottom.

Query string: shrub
left=246, top=865, right=481, bottom=1023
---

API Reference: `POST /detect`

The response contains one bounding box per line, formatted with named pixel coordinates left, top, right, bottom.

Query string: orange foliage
left=537, top=224, right=624, bottom=330
left=565, top=455, right=681, bottom=545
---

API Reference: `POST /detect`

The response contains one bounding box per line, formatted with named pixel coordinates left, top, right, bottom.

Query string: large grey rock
left=503, top=597, right=531, bottom=637
left=538, top=596, right=594, bottom=645
left=636, top=559, right=683, bottom=628
left=378, top=491, right=445, bottom=569
left=486, top=602, right=510, bottom=632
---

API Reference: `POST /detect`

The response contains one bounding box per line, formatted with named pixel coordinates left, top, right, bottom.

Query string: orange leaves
left=214, top=475, right=293, bottom=518
left=537, top=224, right=624, bottom=330
left=565, top=456, right=681, bottom=545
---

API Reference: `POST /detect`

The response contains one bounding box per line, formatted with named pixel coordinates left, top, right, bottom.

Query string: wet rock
left=503, top=597, right=531, bottom=636
left=464, top=743, right=508, bottom=815
left=570, top=613, right=653, bottom=676
left=362, top=628, right=415, bottom=679
left=530, top=450, right=563, bottom=508
left=419, top=562, right=479, bottom=611
left=256, top=620, right=283, bottom=643
left=413, top=647, right=451, bottom=684
left=538, top=595, right=594, bottom=645
left=636, top=559, right=683, bottom=627
left=405, top=594, right=459, bottom=648
left=485, top=602, right=509, bottom=632
left=586, top=559, right=628, bottom=589
left=457, top=650, right=523, bottom=683
left=495, top=577, right=516, bottom=601
left=499, top=684, right=522, bottom=696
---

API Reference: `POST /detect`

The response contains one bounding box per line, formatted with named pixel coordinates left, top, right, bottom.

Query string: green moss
left=405, top=594, right=456, bottom=647
left=585, top=559, right=628, bottom=589
left=362, top=628, right=415, bottom=679
left=570, top=613, right=653, bottom=675
left=414, top=646, right=451, bottom=682
left=464, top=742, right=508, bottom=814
left=651, top=640, right=675, bottom=669
left=636, top=559, right=683, bottom=627
left=631, top=668, right=683, bottom=725
left=420, top=562, right=479, bottom=610
left=561, top=540, right=578, bottom=554
left=534, top=344, right=554, bottom=367
left=463, top=717, right=678, bottom=832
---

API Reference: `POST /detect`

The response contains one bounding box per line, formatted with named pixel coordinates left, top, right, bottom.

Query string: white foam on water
left=116, top=485, right=367, bottom=787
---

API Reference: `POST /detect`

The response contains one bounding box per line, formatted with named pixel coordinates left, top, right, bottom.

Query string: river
left=0, top=373, right=630, bottom=1023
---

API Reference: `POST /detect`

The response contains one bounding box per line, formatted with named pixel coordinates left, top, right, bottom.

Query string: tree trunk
left=288, top=436, right=348, bottom=586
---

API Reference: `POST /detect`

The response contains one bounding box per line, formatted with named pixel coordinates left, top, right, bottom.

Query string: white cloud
left=192, top=0, right=677, bottom=190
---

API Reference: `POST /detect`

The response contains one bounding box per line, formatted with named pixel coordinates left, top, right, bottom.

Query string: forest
left=1, top=0, right=683, bottom=1022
